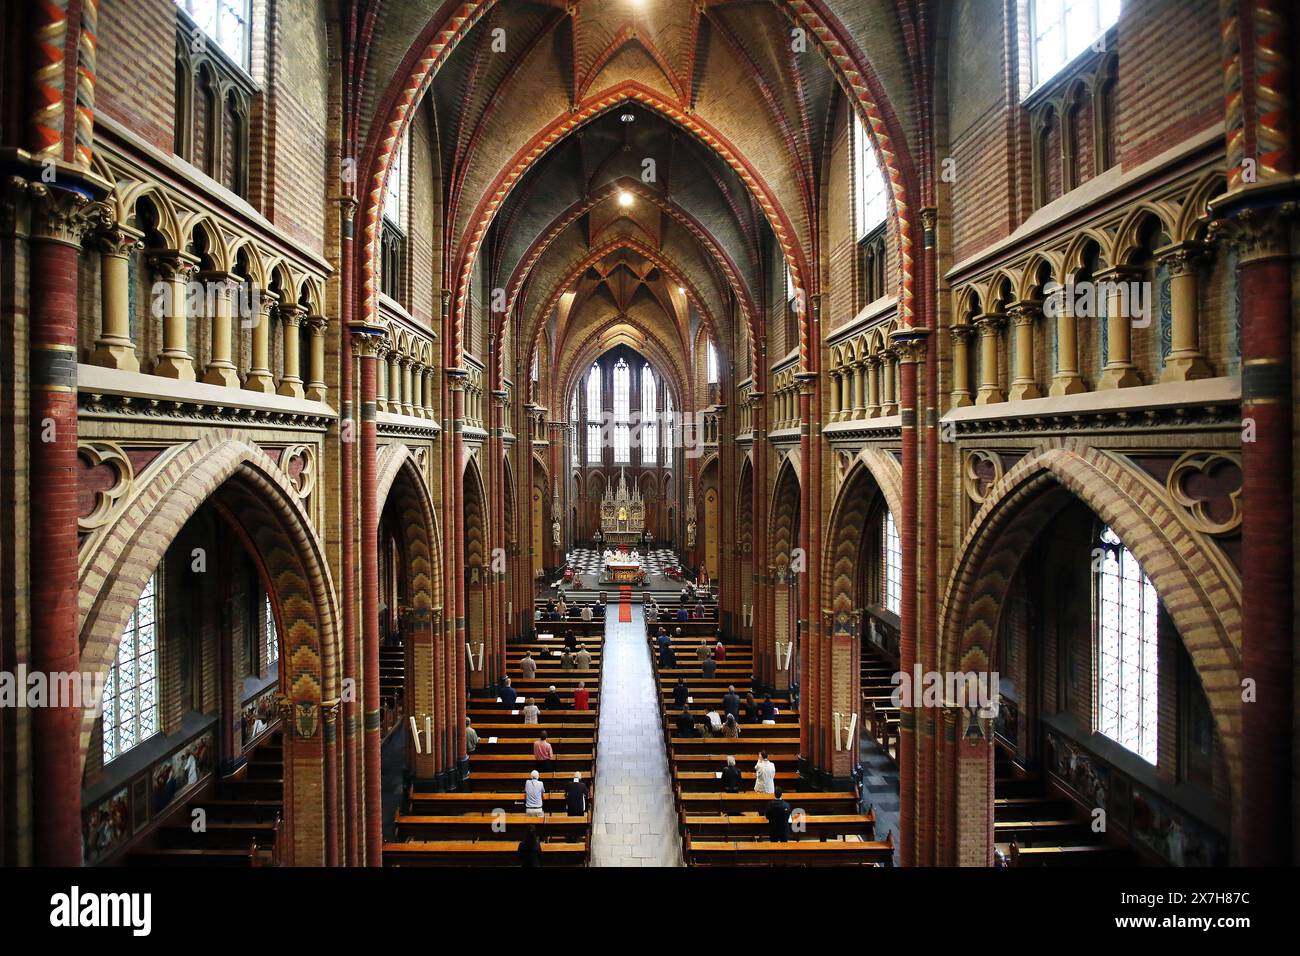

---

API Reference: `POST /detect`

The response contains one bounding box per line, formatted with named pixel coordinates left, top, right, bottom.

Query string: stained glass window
left=853, top=113, right=888, bottom=239
left=265, top=593, right=279, bottom=666
left=883, top=512, right=901, bottom=615
left=613, top=358, right=631, bottom=463
left=663, top=390, right=673, bottom=467
left=642, top=366, right=657, bottom=464
left=175, top=0, right=251, bottom=69
left=706, top=341, right=719, bottom=385
left=1096, top=525, right=1158, bottom=764
left=1031, top=0, right=1121, bottom=89
left=103, top=573, right=161, bottom=764
left=570, top=393, right=579, bottom=466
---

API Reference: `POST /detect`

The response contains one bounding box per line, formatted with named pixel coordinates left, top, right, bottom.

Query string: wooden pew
left=685, top=834, right=894, bottom=866
left=383, top=839, right=589, bottom=866
left=681, top=812, right=876, bottom=842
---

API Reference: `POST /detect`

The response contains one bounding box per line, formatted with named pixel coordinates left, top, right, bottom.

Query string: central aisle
left=589, top=602, right=683, bottom=867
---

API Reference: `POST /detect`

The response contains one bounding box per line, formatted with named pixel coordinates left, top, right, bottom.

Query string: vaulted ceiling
left=361, top=0, right=920, bottom=410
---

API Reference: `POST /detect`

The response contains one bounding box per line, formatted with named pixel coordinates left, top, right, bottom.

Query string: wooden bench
left=383, top=839, right=589, bottom=866
left=685, top=834, right=893, bottom=866
left=393, top=812, right=589, bottom=841
left=681, top=812, right=875, bottom=842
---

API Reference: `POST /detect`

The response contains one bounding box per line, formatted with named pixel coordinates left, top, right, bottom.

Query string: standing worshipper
left=754, top=751, right=777, bottom=794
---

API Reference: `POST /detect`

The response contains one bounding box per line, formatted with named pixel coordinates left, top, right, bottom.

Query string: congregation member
left=714, top=638, right=726, bottom=662
left=573, top=681, right=590, bottom=711
left=744, top=692, right=760, bottom=724
left=660, top=642, right=677, bottom=668
left=695, top=640, right=710, bottom=663
left=754, top=751, right=776, bottom=794
left=499, top=677, right=518, bottom=707
left=721, top=714, right=740, bottom=738
left=544, top=685, right=564, bottom=709
left=561, top=648, right=576, bottom=669
left=720, top=755, right=742, bottom=793
left=580, top=603, right=593, bottom=622
left=575, top=644, right=592, bottom=669
left=465, top=717, right=479, bottom=753
left=673, top=678, right=690, bottom=707
left=702, top=653, right=717, bottom=679
left=565, top=773, right=589, bottom=817
left=766, top=789, right=792, bottom=842
left=534, top=731, right=555, bottom=772
left=523, top=772, right=545, bottom=816
left=675, top=707, right=697, bottom=738
left=760, top=694, right=778, bottom=721
left=722, top=685, right=740, bottom=720
left=522, top=700, right=540, bottom=725
left=520, top=651, right=537, bottom=680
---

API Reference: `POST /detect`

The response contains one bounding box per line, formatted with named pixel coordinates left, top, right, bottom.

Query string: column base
left=1098, top=363, right=1142, bottom=389
left=277, top=378, right=305, bottom=399
left=153, top=353, right=196, bottom=381
left=90, top=341, right=140, bottom=372
left=202, top=362, right=241, bottom=387
left=975, top=386, right=1005, bottom=405
left=1160, top=351, right=1213, bottom=382
left=1049, top=373, right=1086, bottom=396
left=243, top=371, right=275, bottom=393
left=797, top=757, right=859, bottom=793
left=306, top=384, right=328, bottom=403
left=1007, top=380, right=1042, bottom=401
left=949, top=392, right=973, bottom=408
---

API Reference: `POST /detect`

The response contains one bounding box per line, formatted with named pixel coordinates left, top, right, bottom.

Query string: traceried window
left=853, top=113, right=888, bottom=239
left=570, top=392, right=580, bottom=467
left=586, top=364, right=602, bottom=464
left=380, top=133, right=409, bottom=302
left=384, top=134, right=407, bottom=226
left=706, top=341, right=719, bottom=385
left=883, top=512, right=901, bottom=616
left=103, top=573, right=161, bottom=764
left=1096, top=525, right=1158, bottom=764
left=531, top=350, right=540, bottom=382
left=663, top=390, right=674, bottom=467
left=613, top=358, right=631, bottom=464
left=265, top=593, right=279, bottom=667
left=642, top=365, right=657, bottom=464
left=1030, top=0, right=1120, bottom=89
left=175, top=0, right=251, bottom=70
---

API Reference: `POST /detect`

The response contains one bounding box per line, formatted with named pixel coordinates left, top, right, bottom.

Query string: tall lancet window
left=103, top=573, right=161, bottom=764
left=1096, top=525, right=1159, bottom=765
left=642, top=365, right=657, bottom=464
left=613, top=358, right=631, bottom=464
left=853, top=113, right=888, bottom=239
left=883, top=511, right=901, bottom=615
left=663, top=389, right=674, bottom=467
left=586, top=364, right=602, bottom=464
left=570, top=392, right=579, bottom=467
left=706, top=340, right=719, bottom=385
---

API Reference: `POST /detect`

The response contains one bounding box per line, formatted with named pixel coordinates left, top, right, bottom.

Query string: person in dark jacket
left=517, top=826, right=543, bottom=867
left=720, top=755, right=742, bottom=793
left=673, top=679, right=690, bottom=708
left=702, top=653, right=717, bottom=679
left=759, top=694, right=778, bottom=721
left=765, top=789, right=792, bottom=842
left=744, top=692, right=760, bottom=723
left=660, top=644, right=677, bottom=668
left=675, top=707, right=697, bottom=738
left=722, top=685, right=740, bottom=720
left=543, top=685, right=564, bottom=709
left=499, top=677, right=518, bottom=707
left=564, top=773, right=589, bottom=816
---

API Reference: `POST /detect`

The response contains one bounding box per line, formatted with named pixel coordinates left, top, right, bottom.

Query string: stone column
left=1048, top=284, right=1085, bottom=395
left=1098, top=266, right=1142, bottom=388
left=948, top=324, right=973, bottom=407
left=828, top=369, right=842, bottom=420
left=852, top=361, right=867, bottom=418
left=1158, top=242, right=1213, bottom=382
left=1006, top=302, right=1043, bottom=400
left=866, top=355, right=881, bottom=417
left=423, top=367, right=436, bottom=417
left=88, top=223, right=142, bottom=371
left=244, top=290, right=277, bottom=393
left=389, top=352, right=402, bottom=415
left=402, top=357, right=415, bottom=416
left=880, top=349, right=898, bottom=415
left=149, top=252, right=199, bottom=380
left=200, top=272, right=241, bottom=386
left=305, top=315, right=328, bottom=402
left=974, top=314, right=1006, bottom=404
left=276, top=303, right=305, bottom=398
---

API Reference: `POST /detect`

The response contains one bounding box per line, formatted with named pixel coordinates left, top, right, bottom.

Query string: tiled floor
left=859, top=736, right=901, bottom=864
left=589, top=602, right=683, bottom=867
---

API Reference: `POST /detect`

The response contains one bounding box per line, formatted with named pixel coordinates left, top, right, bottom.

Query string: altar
left=600, top=468, right=645, bottom=547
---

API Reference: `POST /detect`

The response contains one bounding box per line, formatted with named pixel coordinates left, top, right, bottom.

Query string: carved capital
left=1006, top=301, right=1042, bottom=327
left=1209, top=201, right=1297, bottom=264
left=974, top=313, right=1007, bottom=336
left=24, top=181, right=98, bottom=246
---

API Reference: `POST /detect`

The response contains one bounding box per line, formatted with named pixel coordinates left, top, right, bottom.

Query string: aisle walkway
left=589, top=602, right=682, bottom=867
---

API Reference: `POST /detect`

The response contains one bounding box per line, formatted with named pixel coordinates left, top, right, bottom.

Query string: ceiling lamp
left=678, top=285, right=685, bottom=294
left=618, top=190, right=634, bottom=207
left=620, top=112, right=635, bottom=123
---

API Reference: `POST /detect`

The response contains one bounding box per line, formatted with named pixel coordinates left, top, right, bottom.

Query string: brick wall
left=97, top=0, right=176, bottom=153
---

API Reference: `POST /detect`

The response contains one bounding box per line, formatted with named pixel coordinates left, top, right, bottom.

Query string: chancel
left=0, top=0, right=1292, bottom=877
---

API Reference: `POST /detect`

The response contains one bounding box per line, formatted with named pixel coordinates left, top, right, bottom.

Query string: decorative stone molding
left=77, top=441, right=134, bottom=531
left=1166, top=451, right=1243, bottom=535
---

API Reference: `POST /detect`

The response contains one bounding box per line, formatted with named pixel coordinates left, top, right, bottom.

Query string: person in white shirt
left=754, top=750, right=777, bottom=794
left=524, top=770, right=545, bottom=816
left=522, top=701, right=540, bottom=724
left=574, top=645, right=592, bottom=669
left=520, top=651, right=538, bottom=679
left=580, top=604, right=593, bottom=622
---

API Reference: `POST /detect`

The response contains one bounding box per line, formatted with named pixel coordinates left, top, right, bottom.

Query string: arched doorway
left=736, top=457, right=754, bottom=643
left=766, top=457, right=801, bottom=693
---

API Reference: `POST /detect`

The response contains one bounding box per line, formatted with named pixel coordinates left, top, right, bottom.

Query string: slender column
left=305, top=316, right=328, bottom=402
left=423, top=367, right=436, bottom=417
left=88, top=224, right=142, bottom=371
left=852, top=361, right=866, bottom=418
left=974, top=314, right=1006, bottom=404
left=1098, top=266, right=1142, bottom=388
left=25, top=182, right=94, bottom=866
left=353, top=329, right=384, bottom=866
left=1048, top=284, right=1085, bottom=395
left=244, top=290, right=277, bottom=392
left=150, top=252, right=199, bottom=380
left=402, top=357, right=415, bottom=416
left=948, top=324, right=973, bottom=407
left=389, top=352, right=401, bottom=414
left=200, top=272, right=241, bottom=386
left=1158, top=243, right=1213, bottom=381
left=1006, top=302, right=1043, bottom=400
left=375, top=343, right=389, bottom=411
left=865, top=355, right=881, bottom=417
left=840, top=366, right=853, bottom=418
left=828, top=370, right=842, bottom=419
left=276, top=303, right=305, bottom=398
left=880, top=349, right=898, bottom=415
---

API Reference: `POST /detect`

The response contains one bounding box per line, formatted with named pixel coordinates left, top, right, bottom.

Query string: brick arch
left=77, top=430, right=340, bottom=865
left=554, top=321, right=690, bottom=421
left=768, top=455, right=802, bottom=571
left=940, top=439, right=1243, bottom=786
left=377, top=444, right=443, bottom=611
left=462, top=454, right=488, bottom=571
left=821, top=450, right=903, bottom=620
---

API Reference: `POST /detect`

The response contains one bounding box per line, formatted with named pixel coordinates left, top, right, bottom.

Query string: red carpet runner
left=618, top=587, right=632, bottom=622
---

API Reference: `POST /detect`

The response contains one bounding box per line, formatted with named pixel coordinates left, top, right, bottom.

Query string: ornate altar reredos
left=600, top=468, right=645, bottom=546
